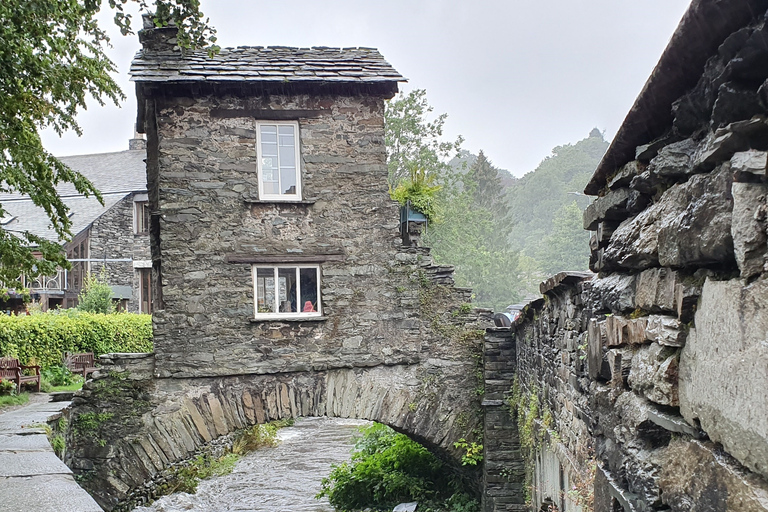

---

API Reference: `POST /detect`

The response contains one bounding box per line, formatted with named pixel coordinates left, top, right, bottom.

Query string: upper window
left=252, top=265, right=320, bottom=319
left=134, top=201, right=150, bottom=235
left=256, top=121, right=301, bottom=200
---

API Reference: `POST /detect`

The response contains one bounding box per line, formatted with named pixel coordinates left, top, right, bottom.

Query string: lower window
left=252, top=265, right=321, bottom=318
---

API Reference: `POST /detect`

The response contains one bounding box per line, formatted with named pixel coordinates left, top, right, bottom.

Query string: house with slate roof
left=0, top=139, right=151, bottom=313
left=129, top=17, right=416, bottom=377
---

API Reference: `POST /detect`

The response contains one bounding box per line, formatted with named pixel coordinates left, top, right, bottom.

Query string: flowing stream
left=132, top=417, right=368, bottom=512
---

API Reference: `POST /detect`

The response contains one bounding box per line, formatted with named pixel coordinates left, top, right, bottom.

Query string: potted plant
left=390, top=166, right=441, bottom=223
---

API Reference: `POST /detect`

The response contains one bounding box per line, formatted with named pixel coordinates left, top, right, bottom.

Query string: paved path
left=0, top=396, right=102, bottom=512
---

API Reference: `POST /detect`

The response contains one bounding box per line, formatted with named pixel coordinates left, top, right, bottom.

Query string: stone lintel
left=210, top=108, right=325, bottom=120
left=225, top=253, right=346, bottom=264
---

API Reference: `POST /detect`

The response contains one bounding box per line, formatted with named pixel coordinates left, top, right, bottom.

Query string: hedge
left=0, top=311, right=153, bottom=370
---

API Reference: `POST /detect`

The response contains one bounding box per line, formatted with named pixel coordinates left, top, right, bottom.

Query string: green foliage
left=40, top=365, right=83, bottom=392
left=48, top=417, right=67, bottom=458
left=534, top=201, right=590, bottom=276
left=391, top=166, right=442, bottom=222
left=42, top=365, right=77, bottom=387
left=0, top=311, right=152, bottom=370
left=232, top=422, right=280, bottom=454
left=317, top=423, right=478, bottom=512
left=453, top=438, right=483, bottom=466
left=166, top=453, right=240, bottom=494
left=0, top=0, right=215, bottom=288
left=385, top=89, right=463, bottom=190
left=0, top=378, right=16, bottom=396
left=425, top=152, right=521, bottom=309
left=72, top=411, right=114, bottom=447
left=77, top=272, right=115, bottom=314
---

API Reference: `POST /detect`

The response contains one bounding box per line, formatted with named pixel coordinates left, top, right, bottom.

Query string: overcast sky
left=41, top=0, right=691, bottom=178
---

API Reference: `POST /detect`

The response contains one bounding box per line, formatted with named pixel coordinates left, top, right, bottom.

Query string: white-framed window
left=134, top=201, right=150, bottom=235
left=252, top=265, right=320, bottom=319
left=256, top=121, right=301, bottom=200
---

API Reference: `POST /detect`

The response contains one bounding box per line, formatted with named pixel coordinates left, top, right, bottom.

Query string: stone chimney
left=138, top=14, right=180, bottom=53
left=129, top=126, right=147, bottom=151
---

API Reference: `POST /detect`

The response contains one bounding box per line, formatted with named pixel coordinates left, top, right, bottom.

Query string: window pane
left=261, top=143, right=278, bottom=157
left=263, top=181, right=279, bottom=195
left=278, top=125, right=295, bottom=137
left=260, top=125, right=277, bottom=142
left=256, top=268, right=276, bottom=313
left=300, top=268, right=318, bottom=313
left=280, top=167, right=297, bottom=195
left=278, top=268, right=297, bottom=313
left=278, top=145, right=296, bottom=168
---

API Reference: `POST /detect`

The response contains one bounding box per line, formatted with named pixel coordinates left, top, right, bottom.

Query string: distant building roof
left=130, top=46, right=406, bottom=84
left=0, top=149, right=147, bottom=245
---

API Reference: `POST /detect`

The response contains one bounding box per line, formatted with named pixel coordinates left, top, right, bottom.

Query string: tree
left=385, top=89, right=464, bottom=189
left=425, top=154, right=521, bottom=309
left=0, top=0, right=216, bottom=288
left=535, top=201, right=590, bottom=275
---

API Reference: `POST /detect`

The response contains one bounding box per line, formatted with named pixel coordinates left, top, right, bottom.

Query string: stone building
left=61, top=19, right=493, bottom=510
left=130, top=19, right=415, bottom=378
left=0, top=141, right=152, bottom=312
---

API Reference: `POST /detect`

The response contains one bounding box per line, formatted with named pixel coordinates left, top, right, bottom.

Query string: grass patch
left=0, top=393, right=29, bottom=408
left=160, top=418, right=295, bottom=498
left=164, top=453, right=242, bottom=494
left=49, top=381, right=83, bottom=392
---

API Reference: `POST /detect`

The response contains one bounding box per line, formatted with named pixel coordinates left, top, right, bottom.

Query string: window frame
left=255, top=121, right=302, bottom=201
left=251, top=264, right=321, bottom=320
left=134, top=200, right=150, bottom=235
left=138, top=268, right=152, bottom=314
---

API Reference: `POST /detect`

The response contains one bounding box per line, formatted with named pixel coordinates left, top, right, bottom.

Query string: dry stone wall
left=497, top=11, right=768, bottom=512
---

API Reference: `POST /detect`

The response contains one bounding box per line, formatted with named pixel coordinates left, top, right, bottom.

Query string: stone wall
left=501, top=266, right=768, bottom=512
left=89, top=194, right=151, bottom=312
left=494, top=10, right=768, bottom=511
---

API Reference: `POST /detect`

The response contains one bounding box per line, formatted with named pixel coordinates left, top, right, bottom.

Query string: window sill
left=245, top=199, right=316, bottom=205
left=249, top=316, right=327, bottom=324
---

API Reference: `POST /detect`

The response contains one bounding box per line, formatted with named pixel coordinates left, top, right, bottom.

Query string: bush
left=42, top=365, right=77, bottom=387
left=77, top=272, right=115, bottom=314
left=0, top=311, right=152, bottom=369
left=317, top=423, right=479, bottom=512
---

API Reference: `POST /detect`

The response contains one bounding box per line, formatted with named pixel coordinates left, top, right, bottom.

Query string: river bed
left=132, top=417, right=368, bottom=512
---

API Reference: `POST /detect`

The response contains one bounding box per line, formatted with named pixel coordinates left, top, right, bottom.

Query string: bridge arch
left=66, top=308, right=486, bottom=511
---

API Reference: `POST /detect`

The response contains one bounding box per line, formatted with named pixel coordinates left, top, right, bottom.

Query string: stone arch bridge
left=64, top=256, right=516, bottom=511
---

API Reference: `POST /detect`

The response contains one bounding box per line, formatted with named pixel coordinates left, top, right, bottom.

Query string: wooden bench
left=0, top=357, right=41, bottom=393
left=63, top=352, right=97, bottom=379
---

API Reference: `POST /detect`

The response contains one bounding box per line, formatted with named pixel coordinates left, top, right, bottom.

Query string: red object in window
left=303, top=301, right=315, bottom=312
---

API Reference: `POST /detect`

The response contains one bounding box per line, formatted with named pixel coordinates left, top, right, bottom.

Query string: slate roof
left=130, top=46, right=406, bottom=84
left=0, top=149, right=147, bottom=245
